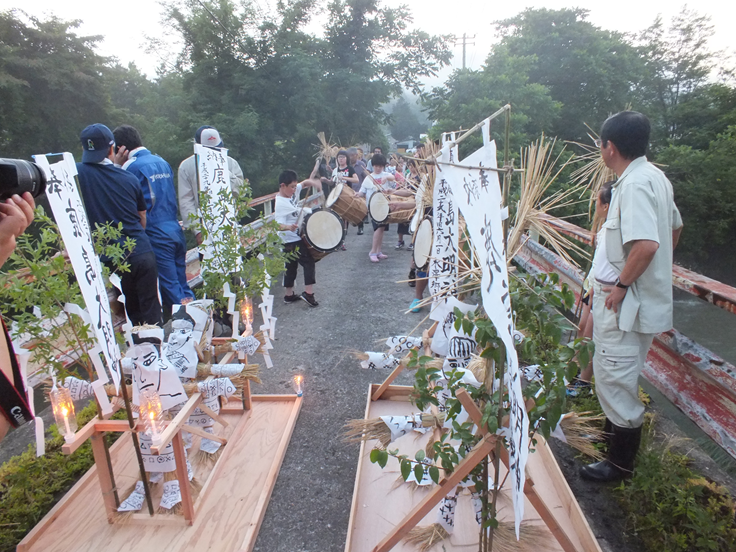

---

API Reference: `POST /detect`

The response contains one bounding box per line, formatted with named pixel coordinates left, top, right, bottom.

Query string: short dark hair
left=279, top=170, right=298, bottom=186
left=336, top=150, right=349, bottom=161
left=600, top=111, right=650, bottom=160
left=373, top=147, right=382, bottom=153
left=371, top=153, right=387, bottom=168
left=112, top=125, right=143, bottom=151
left=599, top=181, right=614, bottom=206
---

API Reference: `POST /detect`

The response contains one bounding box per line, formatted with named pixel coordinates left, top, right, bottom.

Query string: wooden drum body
left=300, top=209, right=345, bottom=261
left=325, top=183, right=368, bottom=225
left=412, top=216, right=433, bottom=270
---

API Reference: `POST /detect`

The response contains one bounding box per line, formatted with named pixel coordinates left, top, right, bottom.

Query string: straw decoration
left=404, top=523, right=450, bottom=552
left=559, top=412, right=607, bottom=461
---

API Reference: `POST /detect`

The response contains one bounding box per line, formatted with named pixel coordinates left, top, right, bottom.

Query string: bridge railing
left=516, top=214, right=736, bottom=461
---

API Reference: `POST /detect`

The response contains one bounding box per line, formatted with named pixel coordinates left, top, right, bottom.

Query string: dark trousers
left=112, top=251, right=163, bottom=326
left=283, top=241, right=316, bottom=288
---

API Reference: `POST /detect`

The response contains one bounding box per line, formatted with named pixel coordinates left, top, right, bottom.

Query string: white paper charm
left=436, top=491, right=459, bottom=532
left=232, top=335, right=260, bottom=356
left=199, top=426, right=222, bottom=454
left=385, top=335, right=423, bottom=355
left=63, top=376, right=95, bottom=401
left=117, top=481, right=146, bottom=512
left=139, top=433, right=176, bottom=472
left=379, top=414, right=423, bottom=442
left=360, top=352, right=400, bottom=370
left=159, top=480, right=182, bottom=510
left=197, top=377, right=236, bottom=399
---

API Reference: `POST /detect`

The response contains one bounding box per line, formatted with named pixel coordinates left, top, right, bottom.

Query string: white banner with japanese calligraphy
left=194, top=144, right=235, bottom=268
left=429, top=144, right=459, bottom=301
left=34, top=153, right=122, bottom=391
left=440, top=119, right=529, bottom=538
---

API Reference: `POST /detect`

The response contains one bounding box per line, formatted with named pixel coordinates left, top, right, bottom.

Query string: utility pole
left=452, top=33, right=476, bottom=69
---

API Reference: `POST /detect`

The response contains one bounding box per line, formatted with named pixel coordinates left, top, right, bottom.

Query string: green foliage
left=0, top=402, right=125, bottom=552
left=190, top=185, right=288, bottom=307
left=617, top=440, right=736, bottom=551
left=0, top=208, right=133, bottom=381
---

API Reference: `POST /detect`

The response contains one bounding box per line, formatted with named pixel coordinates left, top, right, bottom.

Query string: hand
left=195, top=232, right=203, bottom=245
left=603, top=285, right=626, bottom=312
left=0, top=192, right=35, bottom=268
left=289, top=224, right=298, bottom=232
left=114, top=145, right=129, bottom=166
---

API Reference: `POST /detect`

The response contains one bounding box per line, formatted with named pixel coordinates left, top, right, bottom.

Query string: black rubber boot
left=580, top=424, right=642, bottom=482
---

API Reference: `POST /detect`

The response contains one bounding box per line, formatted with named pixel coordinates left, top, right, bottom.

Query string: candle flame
left=61, top=406, right=68, bottom=417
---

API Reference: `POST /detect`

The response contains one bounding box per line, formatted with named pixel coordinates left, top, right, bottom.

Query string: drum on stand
left=300, top=209, right=345, bottom=262
left=412, top=216, right=433, bottom=270
left=409, top=209, right=422, bottom=234
left=369, top=193, right=415, bottom=225
left=325, top=183, right=368, bottom=226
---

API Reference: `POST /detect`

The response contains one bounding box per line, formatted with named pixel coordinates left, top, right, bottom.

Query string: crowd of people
left=0, top=111, right=684, bottom=493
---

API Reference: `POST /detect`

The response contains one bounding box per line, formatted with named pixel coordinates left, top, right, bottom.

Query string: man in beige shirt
left=581, top=111, right=683, bottom=483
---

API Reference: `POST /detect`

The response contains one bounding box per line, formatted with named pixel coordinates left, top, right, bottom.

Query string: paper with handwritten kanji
left=194, top=144, right=235, bottom=269
left=429, top=144, right=459, bottom=300
left=441, top=119, right=528, bottom=538
left=33, top=153, right=122, bottom=390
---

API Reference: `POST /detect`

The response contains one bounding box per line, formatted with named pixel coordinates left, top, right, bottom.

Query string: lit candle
left=292, top=375, right=303, bottom=397
left=61, top=406, right=71, bottom=437
left=240, top=297, right=254, bottom=334
left=50, top=386, right=78, bottom=443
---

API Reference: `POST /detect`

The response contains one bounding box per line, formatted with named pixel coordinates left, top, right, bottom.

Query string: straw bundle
left=196, top=362, right=262, bottom=384
left=559, top=412, right=607, bottom=461
left=315, top=132, right=339, bottom=163
left=404, top=523, right=449, bottom=552
left=486, top=522, right=554, bottom=552
left=193, top=446, right=223, bottom=469
left=507, top=135, right=590, bottom=268
left=343, top=414, right=444, bottom=447
left=103, top=374, right=250, bottom=400
left=211, top=331, right=267, bottom=355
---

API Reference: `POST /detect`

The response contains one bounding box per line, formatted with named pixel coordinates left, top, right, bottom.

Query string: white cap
left=200, top=128, right=222, bottom=147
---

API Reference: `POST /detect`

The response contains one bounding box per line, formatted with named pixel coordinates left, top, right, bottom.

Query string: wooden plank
left=198, top=402, right=230, bottom=429
left=239, top=396, right=302, bottom=552
left=90, top=432, right=118, bottom=523
left=242, top=379, right=252, bottom=411
left=94, top=420, right=139, bottom=433
left=62, top=415, right=101, bottom=455
left=369, top=384, right=413, bottom=401
left=371, top=435, right=497, bottom=552
left=17, top=434, right=129, bottom=552
left=20, top=397, right=301, bottom=552
left=184, top=424, right=228, bottom=445
left=172, top=432, right=195, bottom=525
left=371, top=362, right=407, bottom=401
left=344, top=386, right=375, bottom=552
left=151, top=394, right=202, bottom=455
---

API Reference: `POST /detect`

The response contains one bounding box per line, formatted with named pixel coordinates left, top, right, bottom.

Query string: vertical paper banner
left=429, top=143, right=459, bottom=302
left=34, top=153, right=122, bottom=391
left=195, top=144, right=235, bottom=270
left=440, top=120, right=529, bottom=538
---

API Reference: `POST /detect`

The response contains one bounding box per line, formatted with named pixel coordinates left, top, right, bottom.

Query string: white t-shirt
left=359, top=171, right=395, bottom=203
left=592, top=228, right=619, bottom=284
left=274, top=184, right=302, bottom=244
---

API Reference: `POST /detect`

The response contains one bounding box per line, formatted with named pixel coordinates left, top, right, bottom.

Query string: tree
left=388, top=95, right=426, bottom=141
left=0, top=10, right=111, bottom=158
left=492, top=8, right=645, bottom=141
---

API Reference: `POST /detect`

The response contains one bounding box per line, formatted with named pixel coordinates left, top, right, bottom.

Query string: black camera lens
left=0, top=158, right=47, bottom=201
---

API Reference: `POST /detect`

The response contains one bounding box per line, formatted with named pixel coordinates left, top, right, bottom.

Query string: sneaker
left=408, top=268, right=416, bottom=288
left=284, top=293, right=300, bottom=304
left=341, top=243, right=347, bottom=251
left=377, top=252, right=388, bottom=259
left=407, top=243, right=414, bottom=251
left=300, top=291, right=319, bottom=307
left=369, top=254, right=380, bottom=263
left=566, top=378, right=592, bottom=397
left=357, top=229, right=364, bottom=235
left=395, top=241, right=405, bottom=250
left=409, top=299, right=422, bottom=313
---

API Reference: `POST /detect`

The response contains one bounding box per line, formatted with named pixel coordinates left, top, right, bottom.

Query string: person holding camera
left=76, top=123, right=163, bottom=326
left=0, top=191, right=36, bottom=441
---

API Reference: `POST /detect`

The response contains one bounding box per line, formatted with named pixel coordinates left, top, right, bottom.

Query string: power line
left=451, top=33, right=476, bottom=70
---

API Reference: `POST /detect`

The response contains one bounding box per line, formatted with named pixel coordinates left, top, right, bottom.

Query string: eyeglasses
left=594, top=139, right=602, bottom=148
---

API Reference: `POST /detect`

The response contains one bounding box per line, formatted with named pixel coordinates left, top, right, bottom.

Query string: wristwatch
left=615, top=278, right=629, bottom=290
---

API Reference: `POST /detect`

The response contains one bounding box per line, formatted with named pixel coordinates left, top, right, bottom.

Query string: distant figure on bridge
left=77, top=123, right=162, bottom=326
left=113, top=124, right=195, bottom=315
left=580, top=111, right=684, bottom=483
left=275, top=169, right=321, bottom=307
left=178, top=126, right=244, bottom=245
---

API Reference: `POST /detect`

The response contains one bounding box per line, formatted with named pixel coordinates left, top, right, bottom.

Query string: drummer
left=356, top=153, right=412, bottom=263
left=275, top=168, right=322, bottom=307
left=331, top=150, right=359, bottom=249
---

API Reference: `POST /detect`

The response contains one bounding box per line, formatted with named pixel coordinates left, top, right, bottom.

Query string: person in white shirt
left=274, top=169, right=321, bottom=307
left=356, top=153, right=397, bottom=262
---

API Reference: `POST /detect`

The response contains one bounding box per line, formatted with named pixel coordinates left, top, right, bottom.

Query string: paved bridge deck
left=248, top=228, right=430, bottom=551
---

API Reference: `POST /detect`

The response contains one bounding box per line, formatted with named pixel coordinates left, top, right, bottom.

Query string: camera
left=0, top=158, right=47, bottom=201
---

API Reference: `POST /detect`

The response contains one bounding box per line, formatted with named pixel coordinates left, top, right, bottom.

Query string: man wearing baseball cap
left=76, top=123, right=163, bottom=326
left=177, top=126, right=245, bottom=244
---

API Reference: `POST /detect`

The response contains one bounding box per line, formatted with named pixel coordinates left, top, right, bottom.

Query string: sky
left=2, top=0, right=734, bottom=85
